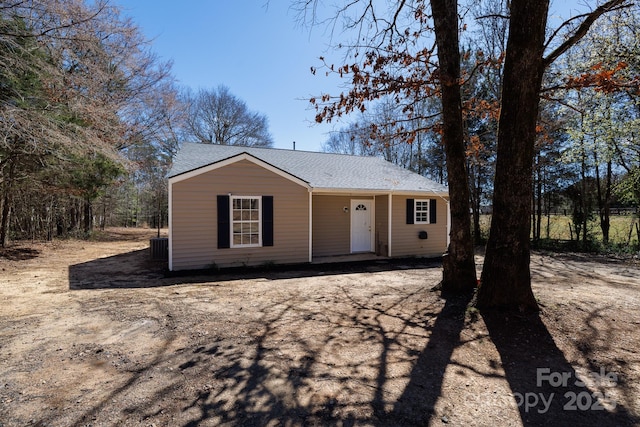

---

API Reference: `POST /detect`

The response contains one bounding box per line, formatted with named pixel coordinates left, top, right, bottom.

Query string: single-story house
left=167, top=143, right=450, bottom=271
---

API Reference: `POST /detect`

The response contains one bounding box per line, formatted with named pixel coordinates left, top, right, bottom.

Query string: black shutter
left=217, top=195, right=230, bottom=249
left=406, top=198, right=414, bottom=224
left=430, top=199, right=437, bottom=224
left=262, top=196, right=273, bottom=247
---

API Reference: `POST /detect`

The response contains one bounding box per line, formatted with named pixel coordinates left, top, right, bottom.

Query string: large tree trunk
left=83, top=198, right=93, bottom=234
left=0, top=188, right=11, bottom=248
left=603, top=159, right=612, bottom=243
left=595, top=156, right=612, bottom=244
left=534, top=154, right=543, bottom=242
left=477, top=0, right=549, bottom=312
left=580, top=156, right=589, bottom=248
left=0, top=158, right=16, bottom=248
left=431, top=0, right=477, bottom=294
left=471, top=166, right=483, bottom=245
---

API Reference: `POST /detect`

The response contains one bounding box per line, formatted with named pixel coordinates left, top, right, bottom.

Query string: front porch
left=311, top=252, right=388, bottom=264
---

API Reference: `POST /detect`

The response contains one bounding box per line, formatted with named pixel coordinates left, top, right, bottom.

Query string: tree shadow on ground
left=55, top=272, right=640, bottom=425
left=0, top=246, right=40, bottom=261
left=70, top=282, right=451, bottom=426
left=481, top=310, right=638, bottom=426
left=111, top=285, right=479, bottom=426
left=68, top=248, right=442, bottom=290
left=68, top=249, right=168, bottom=289
left=63, top=249, right=639, bottom=426
left=379, top=292, right=474, bottom=425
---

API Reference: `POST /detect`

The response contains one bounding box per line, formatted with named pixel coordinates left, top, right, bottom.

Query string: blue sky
left=115, top=1, right=344, bottom=152
left=114, top=1, right=581, bottom=152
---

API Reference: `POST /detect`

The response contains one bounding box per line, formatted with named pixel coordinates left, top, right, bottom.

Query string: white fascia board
left=311, top=187, right=448, bottom=197
left=168, top=152, right=311, bottom=190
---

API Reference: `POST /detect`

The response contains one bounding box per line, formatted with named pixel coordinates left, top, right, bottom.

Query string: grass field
left=480, top=214, right=640, bottom=249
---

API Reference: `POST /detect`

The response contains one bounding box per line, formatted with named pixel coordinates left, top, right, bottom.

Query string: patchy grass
left=480, top=215, right=640, bottom=251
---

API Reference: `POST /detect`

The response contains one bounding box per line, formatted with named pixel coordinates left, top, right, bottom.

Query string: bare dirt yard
left=1, top=227, right=639, bottom=426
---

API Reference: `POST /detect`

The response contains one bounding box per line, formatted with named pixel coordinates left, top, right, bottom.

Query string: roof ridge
left=179, top=141, right=382, bottom=160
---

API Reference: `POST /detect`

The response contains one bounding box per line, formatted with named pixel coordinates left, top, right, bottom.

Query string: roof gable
left=169, top=143, right=448, bottom=195
left=169, top=151, right=310, bottom=189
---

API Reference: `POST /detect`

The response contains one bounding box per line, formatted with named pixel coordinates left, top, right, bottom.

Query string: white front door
left=351, top=200, right=373, bottom=253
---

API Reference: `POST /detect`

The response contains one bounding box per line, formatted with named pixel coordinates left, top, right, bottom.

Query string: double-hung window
left=231, top=196, right=261, bottom=247
left=405, top=198, right=436, bottom=225
left=217, top=194, right=273, bottom=249
left=414, top=199, right=430, bottom=224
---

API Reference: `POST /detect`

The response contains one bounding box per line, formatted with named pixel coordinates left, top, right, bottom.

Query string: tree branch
left=475, top=13, right=510, bottom=20
left=543, top=0, right=631, bottom=68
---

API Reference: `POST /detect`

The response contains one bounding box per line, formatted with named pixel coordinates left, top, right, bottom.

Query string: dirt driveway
left=0, top=228, right=639, bottom=426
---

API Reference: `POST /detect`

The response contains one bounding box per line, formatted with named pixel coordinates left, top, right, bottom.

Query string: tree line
left=0, top=1, right=273, bottom=245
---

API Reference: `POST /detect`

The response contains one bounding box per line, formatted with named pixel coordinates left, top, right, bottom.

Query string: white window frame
left=414, top=199, right=430, bottom=224
left=230, top=196, right=262, bottom=248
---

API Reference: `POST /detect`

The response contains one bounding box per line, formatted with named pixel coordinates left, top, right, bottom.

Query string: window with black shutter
left=218, top=195, right=273, bottom=248
left=406, top=198, right=437, bottom=224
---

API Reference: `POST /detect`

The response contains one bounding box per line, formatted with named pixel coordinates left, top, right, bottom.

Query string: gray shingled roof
left=169, top=142, right=448, bottom=195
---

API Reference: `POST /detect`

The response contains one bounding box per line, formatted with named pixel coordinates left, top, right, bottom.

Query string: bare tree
left=323, top=96, right=444, bottom=178
left=322, top=122, right=374, bottom=156
left=184, top=86, right=274, bottom=147
left=0, top=0, right=176, bottom=242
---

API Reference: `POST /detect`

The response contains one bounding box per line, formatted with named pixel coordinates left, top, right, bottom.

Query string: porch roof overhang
left=310, top=187, right=449, bottom=197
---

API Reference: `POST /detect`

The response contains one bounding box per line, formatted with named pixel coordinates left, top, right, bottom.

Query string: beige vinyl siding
left=312, top=195, right=356, bottom=257
left=375, top=195, right=389, bottom=256
left=391, top=195, right=447, bottom=258
left=171, top=159, right=309, bottom=270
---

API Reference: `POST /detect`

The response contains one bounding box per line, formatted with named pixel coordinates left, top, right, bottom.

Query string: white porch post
left=308, top=190, right=313, bottom=262
left=388, top=193, right=392, bottom=257
left=446, top=198, right=451, bottom=247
